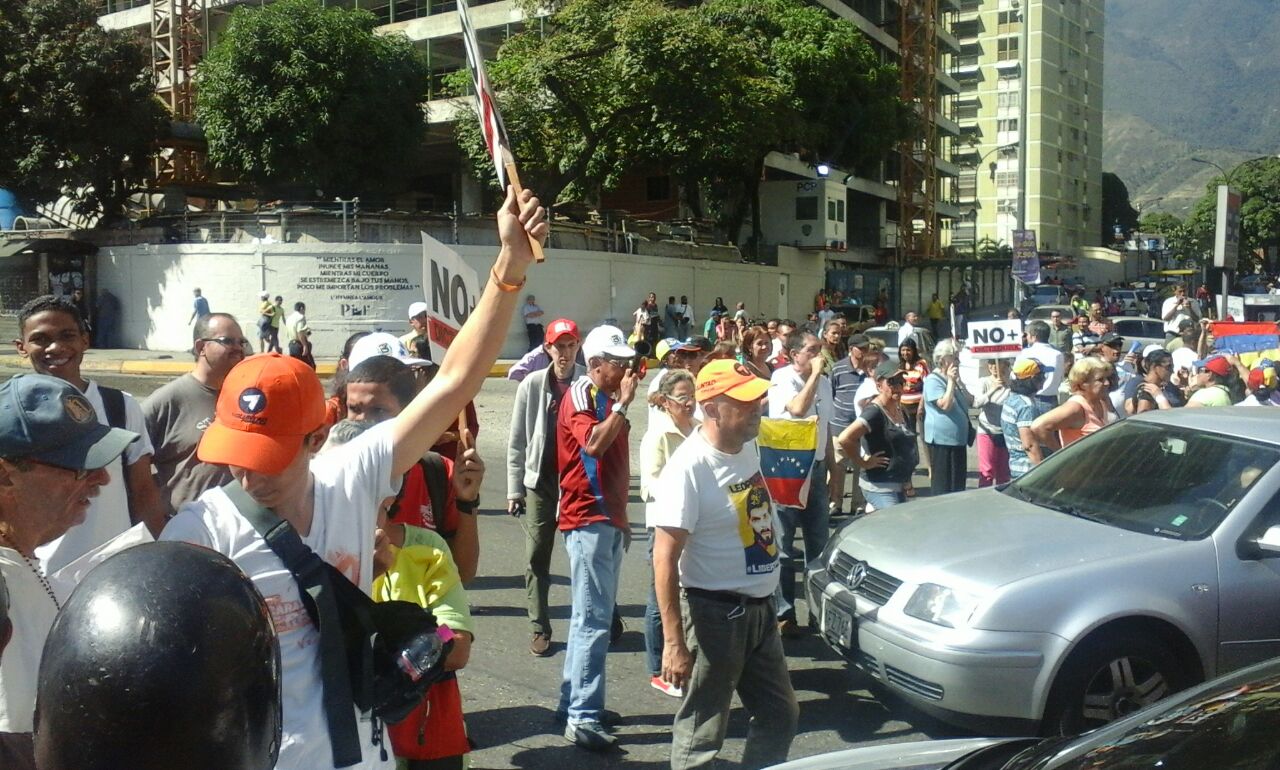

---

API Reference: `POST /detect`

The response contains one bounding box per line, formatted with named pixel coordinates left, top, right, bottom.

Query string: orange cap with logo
left=198, top=353, right=328, bottom=474
left=695, top=359, right=770, bottom=403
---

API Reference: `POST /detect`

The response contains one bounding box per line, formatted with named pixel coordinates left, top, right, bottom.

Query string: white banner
left=967, top=318, right=1024, bottom=357
left=421, top=232, right=480, bottom=363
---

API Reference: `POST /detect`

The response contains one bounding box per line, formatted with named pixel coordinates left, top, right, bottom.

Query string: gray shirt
left=142, top=373, right=232, bottom=514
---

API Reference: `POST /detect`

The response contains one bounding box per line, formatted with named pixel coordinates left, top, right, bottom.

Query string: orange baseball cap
left=198, top=353, right=328, bottom=474
left=695, top=359, right=770, bottom=403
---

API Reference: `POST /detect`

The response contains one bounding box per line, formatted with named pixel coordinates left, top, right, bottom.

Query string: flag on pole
left=457, top=0, right=510, bottom=191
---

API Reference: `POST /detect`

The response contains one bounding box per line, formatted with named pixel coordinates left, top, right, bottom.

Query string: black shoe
left=564, top=721, right=618, bottom=751
left=610, top=612, right=624, bottom=645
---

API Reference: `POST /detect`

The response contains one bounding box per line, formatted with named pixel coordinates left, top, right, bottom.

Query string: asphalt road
left=5, top=366, right=975, bottom=768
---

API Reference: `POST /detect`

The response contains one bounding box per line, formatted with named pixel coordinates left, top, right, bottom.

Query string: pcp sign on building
left=421, top=232, right=479, bottom=363
left=967, top=319, right=1023, bottom=357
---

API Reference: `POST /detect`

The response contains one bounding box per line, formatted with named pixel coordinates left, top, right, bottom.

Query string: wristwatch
left=611, top=402, right=628, bottom=417
left=456, top=497, right=479, bottom=514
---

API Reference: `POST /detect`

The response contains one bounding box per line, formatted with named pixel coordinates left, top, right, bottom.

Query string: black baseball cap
left=848, top=333, right=871, bottom=349
left=874, top=361, right=904, bottom=382
left=685, top=336, right=714, bottom=352
left=0, top=374, right=137, bottom=470
left=1100, top=332, right=1125, bottom=348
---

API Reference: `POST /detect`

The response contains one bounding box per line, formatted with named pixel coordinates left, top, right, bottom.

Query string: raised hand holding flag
left=457, top=0, right=545, bottom=262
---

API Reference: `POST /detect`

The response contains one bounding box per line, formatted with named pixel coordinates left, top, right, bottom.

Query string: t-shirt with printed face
left=160, top=422, right=399, bottom=770
left=651, top=429, right=780, bottom=598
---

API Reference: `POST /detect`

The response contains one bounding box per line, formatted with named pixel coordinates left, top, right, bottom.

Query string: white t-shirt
left=852, top=377, right=879, bottom=422
left=651, top=430, right=780, bottom=597
left=0, top=550, right=66, bottom=732
left=817, top=308, right=836, bottom=327
left=286, top=311, right=309, bottom=343
left=897, top=322, right=915, bottom=346
left=768, top=366, right=834, bottom=462
left=1017, top=343, right=1065, bottom=398
left=522, top=302, right=542, bottom=324
left=1161, top=296, right=1196, bottom=333
left=160, top=422, right=399, bottom=770
left=36, top=381, right=152, bottom=574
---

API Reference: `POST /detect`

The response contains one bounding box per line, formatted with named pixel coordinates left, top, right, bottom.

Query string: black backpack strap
left=419, top=453, right=452, bottom=539
left=98, top=385, right=127, bottom=430
left=222, top=481, right=364, bottom=768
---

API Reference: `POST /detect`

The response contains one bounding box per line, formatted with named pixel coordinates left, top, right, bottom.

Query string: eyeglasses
left=668, top=395, right=694, bottom=406
left=201, top=336, right=250, bottom=347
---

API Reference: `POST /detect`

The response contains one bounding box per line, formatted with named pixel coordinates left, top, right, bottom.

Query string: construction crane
left=152, top=0, right=208, bottom=186
left=896, top=0, right=940, bottom=264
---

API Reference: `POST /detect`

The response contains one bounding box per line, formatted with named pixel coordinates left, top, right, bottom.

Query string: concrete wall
left=96, top=242, right=826, bottom=356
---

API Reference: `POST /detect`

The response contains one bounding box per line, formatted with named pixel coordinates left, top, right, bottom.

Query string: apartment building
left=949, top=0, right=1103, bottom=259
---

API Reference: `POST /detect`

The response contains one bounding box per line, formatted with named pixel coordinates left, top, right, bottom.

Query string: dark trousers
left=670, top=593, right=798, bottom=769
left=525, top=484, right=559, bottom=636
left=526, top=323, right=544, bottom=351
left=928, top=443, right=967, bottom=495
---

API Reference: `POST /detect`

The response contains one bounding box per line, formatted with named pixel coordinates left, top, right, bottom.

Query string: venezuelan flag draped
left=758, top=417, right=819, bottom=508
left=1211, top=321, right=1280, bottom=356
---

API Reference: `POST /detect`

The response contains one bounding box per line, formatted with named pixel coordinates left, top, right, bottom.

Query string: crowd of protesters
left=4, top=204, right=1280, bottom=770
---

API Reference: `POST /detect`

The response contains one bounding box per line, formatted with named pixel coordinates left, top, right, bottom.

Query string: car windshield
left=1003, top=663, right=1280, bottom=770
left=1005, top=421, right=1280, bottom=540
left=1113, top=319, right=1163, bottom=337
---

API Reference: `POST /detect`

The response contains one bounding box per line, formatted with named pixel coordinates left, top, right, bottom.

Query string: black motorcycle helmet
left=34, top=541, right=281, bottom=770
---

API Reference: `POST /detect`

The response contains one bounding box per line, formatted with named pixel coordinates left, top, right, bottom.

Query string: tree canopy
left=1100, top=172, right=1139, bottom=244
left=1182, top=158, right=1280, bottom=270
left=0, top=0, right=167, bottom=216
left=195, top=0, right=429, bottom=197
left=451, top=0, right=909, bottom=244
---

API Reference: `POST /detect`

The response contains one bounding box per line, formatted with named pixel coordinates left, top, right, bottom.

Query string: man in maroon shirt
left=555, top=324, right=639, bottom=751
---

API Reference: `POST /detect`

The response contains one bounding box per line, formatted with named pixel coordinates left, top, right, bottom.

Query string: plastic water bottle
left=397, top=625, right=455, bottom=682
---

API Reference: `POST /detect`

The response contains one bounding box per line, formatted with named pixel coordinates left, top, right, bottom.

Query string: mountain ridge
left=1102, top=0, right=1280, bottom=215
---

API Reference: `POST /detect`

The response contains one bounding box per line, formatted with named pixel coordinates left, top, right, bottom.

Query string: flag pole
left=501, top=146, right=546, bottom=263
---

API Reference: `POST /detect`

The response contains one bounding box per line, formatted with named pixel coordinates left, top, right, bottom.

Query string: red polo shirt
left=556, top=376, right=629, bottom=531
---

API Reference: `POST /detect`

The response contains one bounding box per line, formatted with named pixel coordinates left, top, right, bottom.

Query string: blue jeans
left=774, top=463, right=829, bottom=622
left=558, top=521, right=624, bottom=725
left=862, top=487, right=905, bottom=512
left=644, top=529, right=663, bottom=677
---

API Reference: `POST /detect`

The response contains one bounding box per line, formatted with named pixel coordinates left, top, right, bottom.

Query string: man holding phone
left=1161, top=284, right=1200, bottom=342
left=555, top=325, right=638, bottom=751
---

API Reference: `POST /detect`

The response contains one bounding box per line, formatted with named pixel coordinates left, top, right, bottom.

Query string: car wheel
left=1041, top=631, right=1189, bottom=737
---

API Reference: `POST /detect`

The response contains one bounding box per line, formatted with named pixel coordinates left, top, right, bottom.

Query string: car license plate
left=823, top=602, right=854, bottom=650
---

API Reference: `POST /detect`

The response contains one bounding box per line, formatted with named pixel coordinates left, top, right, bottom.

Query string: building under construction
left=93, top=0, right=962, bottom=273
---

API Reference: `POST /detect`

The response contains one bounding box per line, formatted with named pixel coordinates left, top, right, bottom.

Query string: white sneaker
left=650, top=675, right=684, bottom=698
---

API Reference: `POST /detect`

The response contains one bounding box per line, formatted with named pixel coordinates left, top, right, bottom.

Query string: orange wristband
left=490, top=267, right=526, bottom=293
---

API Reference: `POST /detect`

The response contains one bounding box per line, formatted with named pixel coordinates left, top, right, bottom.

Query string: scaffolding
left=896, top=0, right=940, bottom=263
left=152, top=0, right=209, bottom=186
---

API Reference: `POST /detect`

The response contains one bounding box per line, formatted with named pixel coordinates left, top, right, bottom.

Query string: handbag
left=967, top=421, right=978, bottom=447
left=223, top=482, right=452, bottom=767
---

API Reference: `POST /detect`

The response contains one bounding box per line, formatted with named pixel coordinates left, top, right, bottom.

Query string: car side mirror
left=1245, top=525, right=1280, bottom=559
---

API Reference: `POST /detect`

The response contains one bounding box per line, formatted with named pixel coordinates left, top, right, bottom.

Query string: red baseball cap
left=545, top=318, right=580, bottom=344
left=198, top=353, right=328, bottom=474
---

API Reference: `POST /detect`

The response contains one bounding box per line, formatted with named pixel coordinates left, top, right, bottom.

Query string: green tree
left=1183, top=158, right=1280, bottom=270
left=1100, top=172, right=1139, bottom=245
left=1138, top=211, right=1181, bottom=235
left=451, top=0, right=908, bottom=246
left=0, top=0, right=167, bottom=217
left=196, top=0, right=429, bottom=196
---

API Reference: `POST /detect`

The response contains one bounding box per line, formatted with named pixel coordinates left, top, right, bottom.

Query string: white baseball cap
left=582, top=325, right=636, bottom=361
left=348, top=332, right=431, bottom=371
left=408, top=301, right=428, bottom=319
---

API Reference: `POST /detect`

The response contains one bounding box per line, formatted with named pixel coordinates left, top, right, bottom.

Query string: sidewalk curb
left=0, top=355, right=513, bottom=379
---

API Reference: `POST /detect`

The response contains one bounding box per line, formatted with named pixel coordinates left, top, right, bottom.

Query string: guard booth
left=0, top=234, right=98, bottom=340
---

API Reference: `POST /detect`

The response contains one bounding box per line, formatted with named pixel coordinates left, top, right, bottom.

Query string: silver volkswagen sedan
left=807, top=408, right=1280, bottom=736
